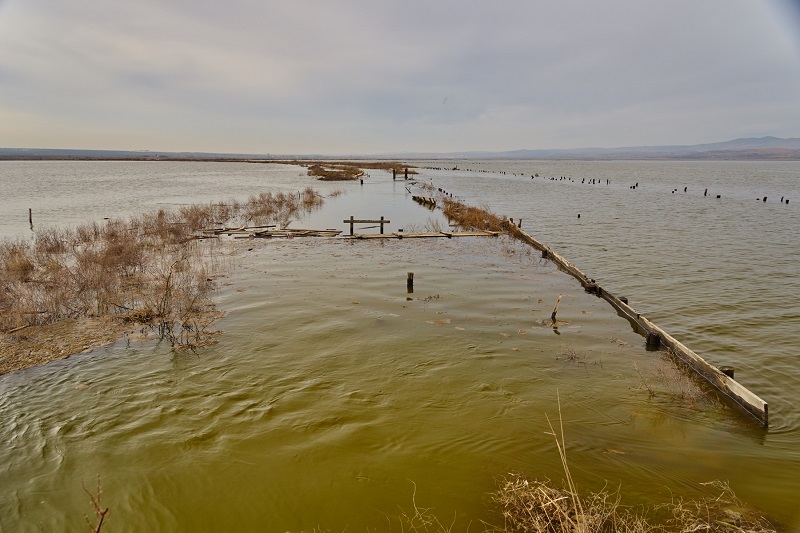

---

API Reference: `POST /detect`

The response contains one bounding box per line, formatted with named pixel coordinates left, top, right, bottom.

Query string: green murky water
left=1, top=161, right=798, bottom=531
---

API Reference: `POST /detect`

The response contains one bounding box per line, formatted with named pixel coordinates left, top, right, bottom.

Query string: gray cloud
left=0, top=0, right=798, bottom=153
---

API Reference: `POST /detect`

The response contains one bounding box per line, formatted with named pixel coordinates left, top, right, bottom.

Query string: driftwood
left=202, top=224, right=277, bottom=235
left=412, top=195, right=437, bottom=207
left=201, top=225, right=341, bottom=239
left=347, top=231, right=500, bottom=240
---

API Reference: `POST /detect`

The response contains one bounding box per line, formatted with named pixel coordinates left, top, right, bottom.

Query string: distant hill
left=2, top=137, right=800, bottom=161
left=0, top=148, right=274, bottom=160
left=393, top=137, right=800, bottom=160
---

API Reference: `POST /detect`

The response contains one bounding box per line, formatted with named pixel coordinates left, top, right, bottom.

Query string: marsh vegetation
left=0, top=188, right=324, bottom=373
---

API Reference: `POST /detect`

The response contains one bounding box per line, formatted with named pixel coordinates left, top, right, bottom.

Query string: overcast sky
left=1, top=0, right=799, bottom=154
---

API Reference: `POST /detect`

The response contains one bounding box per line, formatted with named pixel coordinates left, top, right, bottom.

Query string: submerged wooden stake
left=551, top=294, right=562, bottom=323
left=407, top=272, right=414, bottom=293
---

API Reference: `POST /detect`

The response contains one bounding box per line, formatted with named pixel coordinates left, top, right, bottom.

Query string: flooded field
left=1, top=160, right=798, bottom=530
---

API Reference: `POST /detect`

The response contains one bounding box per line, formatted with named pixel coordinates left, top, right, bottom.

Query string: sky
left=0, top=0, right=799, bottom=155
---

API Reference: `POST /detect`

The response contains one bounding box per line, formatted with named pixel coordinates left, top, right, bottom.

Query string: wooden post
left=379, top=216, right=385, bottom=234
left=407, top=272, right=414, bottom=293
left=28, top=208, right=33, bottom=230
left=393, top=169, right=396, bottom=180
left=348, top=215, right=354, bottom=236
left=646, top=332, right=661, bottom=348
left=404, top=168, right=408, bottom=180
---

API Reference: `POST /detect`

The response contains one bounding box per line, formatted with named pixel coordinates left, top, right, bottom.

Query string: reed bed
left=442, top=197, right=507, bottom=232
left=0, top=188, right=324, bottom=371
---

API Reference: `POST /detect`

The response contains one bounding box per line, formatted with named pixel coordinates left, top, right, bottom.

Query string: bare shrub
left=0, top=187, right=326, bottom=369
left=34, top=227, right=69, bottom=255
left=1, top=242, right=35, bottom=282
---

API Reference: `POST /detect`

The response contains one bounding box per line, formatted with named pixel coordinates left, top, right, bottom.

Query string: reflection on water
left=1, top=161, right=799, bottom=530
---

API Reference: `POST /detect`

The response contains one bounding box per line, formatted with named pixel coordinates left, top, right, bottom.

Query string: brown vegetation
left=489, top=400, right=778, bottom=532
left=0, top=188, right=324, bottom=374
left=442, top=197, right=507, bottom=232
left=304, top=161, right=418, bottom=181
left=307, top=163, right=365, bottom=181
left=492, top=476, right=777, bottom=532
left=293, top=161, right=418, bottom=181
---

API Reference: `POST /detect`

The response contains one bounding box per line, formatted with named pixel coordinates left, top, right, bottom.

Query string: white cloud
left=0, top=0, right=798, bottom=153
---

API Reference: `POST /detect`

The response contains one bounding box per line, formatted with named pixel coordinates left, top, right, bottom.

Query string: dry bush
left=492, top=476, right=778, bottom=533
left=1, top=242, right=35, bottom=282
left=0, top=188, right=325, bottom=360
left=302, top=186, right=323, bottom=209
left=660, top=480, right=776, bottom=532
left=34, top=227, right=69, bottom=255
left=492, top=474, right=653, bottom=533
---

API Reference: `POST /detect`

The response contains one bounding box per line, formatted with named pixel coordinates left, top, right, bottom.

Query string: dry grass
left=307, top=163, right=364, bottom=181
left=442, top=198, right=507, bottom=232
left=489, top=396, right=777, bottom=533
left=276, top=159, right=416, bottom=174
left=492, top=476, right=777, bottom=532
left=0, top=188, right=324, bottom=373
left=304, top=161, right=418, bottom=181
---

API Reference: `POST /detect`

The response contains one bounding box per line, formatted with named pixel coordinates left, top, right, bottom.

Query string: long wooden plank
left=507, top=223, right=768, bottom=427
left=346, top=231, right=499, bottom=239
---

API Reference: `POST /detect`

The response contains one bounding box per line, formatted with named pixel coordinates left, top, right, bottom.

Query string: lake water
left=0, top=160, right=798, bottom=531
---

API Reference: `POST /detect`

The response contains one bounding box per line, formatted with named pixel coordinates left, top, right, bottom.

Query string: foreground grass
left=0, top=188, right=324, bottom=373
left=489, top=475, right=777, bottom=533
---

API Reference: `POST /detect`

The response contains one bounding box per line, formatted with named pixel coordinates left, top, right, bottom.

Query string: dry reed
left=489, top=395, right=778, bottom=532
left=442, top=198, right=507, bottom=232
left=0, top=188, right=325, bottom=372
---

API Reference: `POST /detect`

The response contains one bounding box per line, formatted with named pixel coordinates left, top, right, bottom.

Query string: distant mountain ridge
left=390, top=137, right=800, bottom=160
left=2, top=137, right=800, bottom=160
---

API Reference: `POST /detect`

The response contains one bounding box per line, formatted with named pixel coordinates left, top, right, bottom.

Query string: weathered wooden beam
left=507, top=223, right=768, bottom=427
left=347, top=231, right=499, bottom=240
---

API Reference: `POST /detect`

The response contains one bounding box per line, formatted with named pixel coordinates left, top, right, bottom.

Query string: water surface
left=1, top=160, right=798, bottom=530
